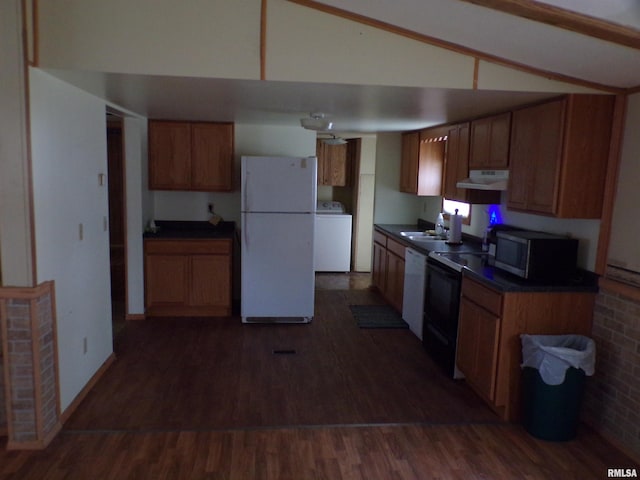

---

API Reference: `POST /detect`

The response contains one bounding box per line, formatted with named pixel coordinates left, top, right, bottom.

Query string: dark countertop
left=375, top=223, right=485, bottom=255
left=143, top=220, right=236, bottom=239
left=375, top=223, right=599, bottom=293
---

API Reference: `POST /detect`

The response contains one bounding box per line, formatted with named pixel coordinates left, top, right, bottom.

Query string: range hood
left=456, top=170, right=509, bottom=191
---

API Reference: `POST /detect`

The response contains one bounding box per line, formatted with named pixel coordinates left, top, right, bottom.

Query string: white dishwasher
left=402, top=248, right=427, bottom=340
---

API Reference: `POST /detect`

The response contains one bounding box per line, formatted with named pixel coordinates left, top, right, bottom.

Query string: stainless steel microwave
left=494, top=230, right=578, bottom=281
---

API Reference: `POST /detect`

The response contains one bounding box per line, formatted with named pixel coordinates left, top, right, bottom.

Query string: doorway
left=106, top=113, right=126, bottom=337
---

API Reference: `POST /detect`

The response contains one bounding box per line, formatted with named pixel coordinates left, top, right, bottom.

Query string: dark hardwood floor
left=1, top=273, right=637, bottom=479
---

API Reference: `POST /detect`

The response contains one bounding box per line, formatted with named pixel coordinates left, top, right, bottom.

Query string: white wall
left=30, top=68, right=113, bottom=411
left=373, top=133, right=423, bottom=224
left=608, top=92, right=640, bottom=274
left=123, top=116, right=147, bottom=315
left=0, top=0, right=33, bottom=287
left=37, top=0, right=261, bottom=80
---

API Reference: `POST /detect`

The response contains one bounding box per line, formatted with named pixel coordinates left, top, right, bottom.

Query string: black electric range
left=423, top=250, right=491, bottom=378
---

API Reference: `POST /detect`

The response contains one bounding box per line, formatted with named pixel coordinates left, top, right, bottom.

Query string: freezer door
left=241, top=212, right=315, bottom=320
left=242, top=156, right=317, bottom=213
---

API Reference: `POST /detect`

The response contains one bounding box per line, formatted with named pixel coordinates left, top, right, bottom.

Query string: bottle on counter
left=435, top=212, right=445, bottom=237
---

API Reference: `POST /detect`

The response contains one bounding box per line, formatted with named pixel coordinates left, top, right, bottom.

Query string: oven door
left=423, top=258, right=462, bottom=376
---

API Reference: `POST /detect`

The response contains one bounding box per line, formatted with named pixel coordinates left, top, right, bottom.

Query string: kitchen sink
left=400, top=231, right=447, bottom=242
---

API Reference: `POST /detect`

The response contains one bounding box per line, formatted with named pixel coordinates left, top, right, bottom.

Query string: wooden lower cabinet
left=372, top=230, right=405, bottom=312
left=144, top=238, right=232, bottom=317
left=456, top=275, right=594, bottom=421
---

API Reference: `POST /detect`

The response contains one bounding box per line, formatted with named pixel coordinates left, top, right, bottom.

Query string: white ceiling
left=52, top=0, right=640, bottom=133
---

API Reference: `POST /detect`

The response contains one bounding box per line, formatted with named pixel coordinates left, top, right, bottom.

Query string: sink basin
left=400, top=231, right=447, bottom=242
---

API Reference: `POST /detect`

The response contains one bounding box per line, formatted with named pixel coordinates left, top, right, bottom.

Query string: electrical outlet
left=83, top=337, right=88, bottom=354
left=79, top=223, right=84, bottom=241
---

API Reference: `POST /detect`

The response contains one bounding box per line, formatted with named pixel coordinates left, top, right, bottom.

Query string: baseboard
left=60, top=353, right=116, bottom=424
left=125, top=313, right=145, bottom=321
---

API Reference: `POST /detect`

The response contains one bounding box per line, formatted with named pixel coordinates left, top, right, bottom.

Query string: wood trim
left=286, top=0, right=622, bottom=93
left=461, top=0, right=640, bottom=51
left=627, top=84, right=640, bottom=95
left=595, top=94, right=627, bottom=274
left=32, top=0, right=38, bottom=66
left=23, top=0, right=37, bottom=285
left=0, top=280, right=53, bottom=299
left=29, top=295, right=45, bottom=446
left=260, top=0, right=267, bottom=80
left=472, top=57, right=479, bottom=90
left=59, top=353, right=116, bottom=424
left=599, top=276, right=640, bottom=303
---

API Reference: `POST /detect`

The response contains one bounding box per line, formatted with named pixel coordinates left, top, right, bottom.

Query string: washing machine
left=314, top=201, right=352, bottom=272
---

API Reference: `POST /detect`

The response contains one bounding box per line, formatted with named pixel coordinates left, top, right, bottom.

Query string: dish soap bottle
left=435, top=212, right=445, bottom=237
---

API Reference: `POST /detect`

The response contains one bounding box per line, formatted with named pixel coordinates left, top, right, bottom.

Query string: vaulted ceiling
left=58, top=0, right=640, bottom=132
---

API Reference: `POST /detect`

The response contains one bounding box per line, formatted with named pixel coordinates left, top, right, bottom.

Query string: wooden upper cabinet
left=316, top=139, right=350, bottom=186
left=149, top=121, right=192, bottom=189
left=507, top=95, right=614, bottom=218
left=417, top=127, right=447, bottom=196
left=149, top=120, right=234, bottom=191
left=400, top=131, right=420, bottom=193
left=469, top=112, right=511, bottom=169
left=191, top=122, right=234, bottom=191
left=444, top=123, right=501, bottom=204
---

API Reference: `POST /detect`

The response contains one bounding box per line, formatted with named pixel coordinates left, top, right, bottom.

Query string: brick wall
left=0, top=281, right=61, bottom=449
left=583, top=285, right=640, bottom=460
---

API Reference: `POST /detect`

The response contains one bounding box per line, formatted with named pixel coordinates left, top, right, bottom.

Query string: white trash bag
left=521, top=334, right=596, bottom=386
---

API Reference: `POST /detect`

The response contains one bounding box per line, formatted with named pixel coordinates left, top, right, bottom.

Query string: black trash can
left=520, top=334, right=595, bottom=441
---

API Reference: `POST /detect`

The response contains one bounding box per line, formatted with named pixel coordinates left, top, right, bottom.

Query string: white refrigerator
left=241, top=156, right=317, bottom=323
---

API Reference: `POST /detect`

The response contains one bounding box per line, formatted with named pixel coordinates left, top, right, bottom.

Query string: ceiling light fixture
left=321, top=134, right=347, bottom=145
left=300, top=112, right=333, bottom=131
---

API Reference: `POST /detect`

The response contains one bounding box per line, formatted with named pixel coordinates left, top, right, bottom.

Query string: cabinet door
left=145, top=254, right=189, bottom=306
left=386, top=251, right=405, bottom=312
left=189, top=255, right=231, bottom=307
left=316, top=140, right=349, bottom=186
left=457, top=297, right=500, bottom=401
left=191, top=122, right=234, bottom=191
left=469, top=113, right=511, bottom=169
left=508, top=100, right=564, bottom=214
left=372, top=241, right=387, bottom=293
left=417, top=132, right=445, bottom=196
left=148, top=121, right=192, bottom=190
left=443, top=123, right=469, bottom=201
left=327, top=143, right=348, bottom=186
left=400, top=131, right=419, bottom=193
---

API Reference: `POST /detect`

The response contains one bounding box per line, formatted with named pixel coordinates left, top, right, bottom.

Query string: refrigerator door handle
left=243, top=171, right=249, bottom=212
left=243, top=214, right=248, bottom=251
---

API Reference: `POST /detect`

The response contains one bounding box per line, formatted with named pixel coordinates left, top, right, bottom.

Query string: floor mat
left=349, top=304, right=409, bottom=329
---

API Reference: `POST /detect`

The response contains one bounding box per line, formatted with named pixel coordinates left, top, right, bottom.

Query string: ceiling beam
left=287, top=0, right=622, bottom=93
left=460, top=0, right=640, bottom=50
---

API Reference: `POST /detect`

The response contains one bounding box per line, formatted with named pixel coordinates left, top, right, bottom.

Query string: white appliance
left=241, top=156, right=317, bottom=323
left=402, top=248, right=427, bottom=340
left=314, top=201, right=352, bottom=272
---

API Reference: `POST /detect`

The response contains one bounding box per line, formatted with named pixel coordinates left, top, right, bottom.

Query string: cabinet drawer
left=373, top=230, right=387, bottom=247
left=144, top=239, right=231, bottom=255
left=386, top=237, right=405, bottom=258
left=462, top=277, right=502, bottom=316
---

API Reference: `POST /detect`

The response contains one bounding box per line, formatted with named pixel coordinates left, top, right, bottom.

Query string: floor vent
left=272, top=349, right=297, bottom=355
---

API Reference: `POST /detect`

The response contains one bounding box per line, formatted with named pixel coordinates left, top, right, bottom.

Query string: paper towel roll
left=448, top=211, right=462, bottom=244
